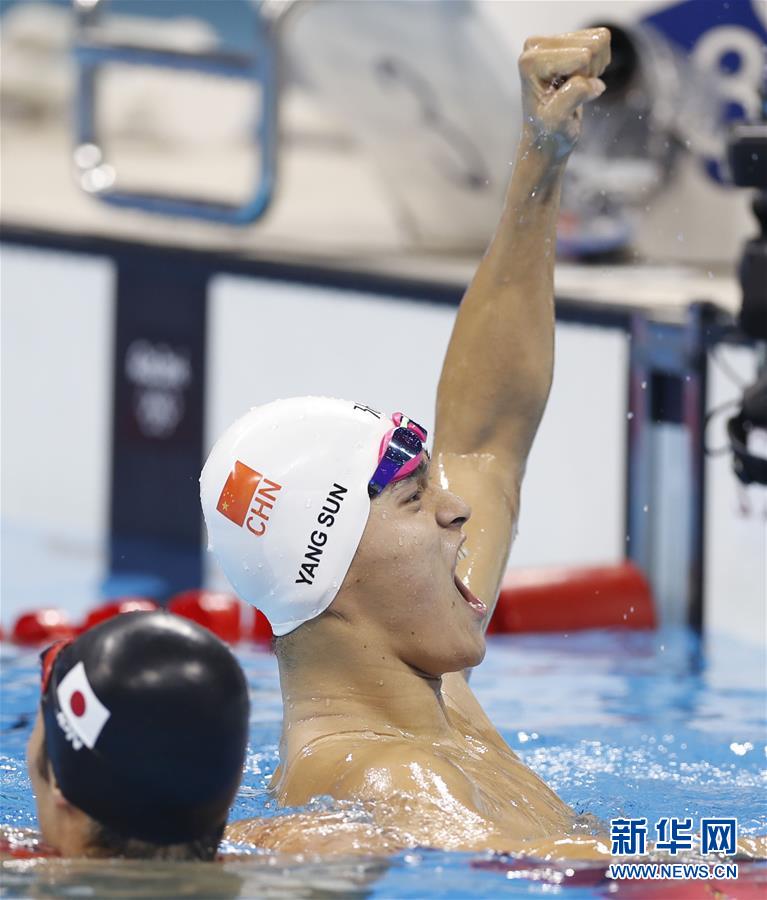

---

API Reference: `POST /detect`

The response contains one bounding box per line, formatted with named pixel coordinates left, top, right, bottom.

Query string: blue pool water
left=1, top=626, right=765, bottom=897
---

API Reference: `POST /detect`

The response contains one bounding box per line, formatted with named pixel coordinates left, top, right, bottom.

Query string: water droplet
left=643, top=504, right=649, bottom=513
left=305, top=499, right=312, bottom=509
left=641, top=381, right=647, bottom=390
left=627, top=411, right=634, bottom=420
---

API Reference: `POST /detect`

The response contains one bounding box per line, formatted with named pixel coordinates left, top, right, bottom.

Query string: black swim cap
left=40, top=611, right=249, bottom=845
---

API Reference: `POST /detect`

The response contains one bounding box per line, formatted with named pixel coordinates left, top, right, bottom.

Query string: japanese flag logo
left=56, top=662, right=111, bottom=750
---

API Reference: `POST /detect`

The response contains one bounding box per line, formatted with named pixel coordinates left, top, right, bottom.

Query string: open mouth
left=453, top=573, right=487, bottom=617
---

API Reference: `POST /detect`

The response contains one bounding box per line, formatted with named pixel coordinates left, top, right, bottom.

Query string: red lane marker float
left=167, top=590, right=242, bottom=642
left=0, top=834, right=59, bottom=859
left=490, top=562, right=655, bottom=634
left=80, top=597, right=158, bottom=633
left=252, top=608, right=273, bottom=645
left=11, top=609, right=77, bottom=646
left=9, top=560, right=653, bottom=645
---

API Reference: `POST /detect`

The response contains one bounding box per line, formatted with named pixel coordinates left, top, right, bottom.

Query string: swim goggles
left=368, top=412, right=427, bottom=496
left=40, top=639, right=73, bottom=695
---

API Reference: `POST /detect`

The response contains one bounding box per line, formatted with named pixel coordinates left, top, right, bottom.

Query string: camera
left=725, top=69, right=767, bottom=486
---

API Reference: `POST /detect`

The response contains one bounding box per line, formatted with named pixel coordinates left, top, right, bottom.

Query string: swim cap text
left=217, top=460, right=282, bottom=538
left=295, top=484, right=348, bottom=585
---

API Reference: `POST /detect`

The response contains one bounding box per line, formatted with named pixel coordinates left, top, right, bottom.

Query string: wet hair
left=87, top=820, right=225, bottom=862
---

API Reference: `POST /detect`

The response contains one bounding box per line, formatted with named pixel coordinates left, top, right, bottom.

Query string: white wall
left=0, top=245, right=114, bottom=622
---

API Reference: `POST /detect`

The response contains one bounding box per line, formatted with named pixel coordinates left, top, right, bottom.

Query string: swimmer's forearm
left=435, top=135, right=565, bottom=464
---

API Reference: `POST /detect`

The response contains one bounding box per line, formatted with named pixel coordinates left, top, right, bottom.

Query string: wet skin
left=25, top=710, right=92, bottom=857
left=230, top=28, right=615, bottom=855
left=261, top=455, right=576, bottom=852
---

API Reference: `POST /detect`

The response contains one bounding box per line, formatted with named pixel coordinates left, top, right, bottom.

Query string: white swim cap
left=200, top=397, right=401, bottom=635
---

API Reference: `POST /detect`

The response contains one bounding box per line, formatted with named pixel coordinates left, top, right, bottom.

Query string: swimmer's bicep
left=430, top=452, right=521, bottom=612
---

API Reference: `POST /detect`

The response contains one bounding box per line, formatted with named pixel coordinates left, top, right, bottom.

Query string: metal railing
left=72, top=0, right=299, bottom=225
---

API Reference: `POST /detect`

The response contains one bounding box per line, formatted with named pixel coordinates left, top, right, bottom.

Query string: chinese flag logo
left=217, top=461, right=263, bottom=527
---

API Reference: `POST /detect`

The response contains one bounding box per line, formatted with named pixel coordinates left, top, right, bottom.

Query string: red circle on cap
left=70, top=691, right=86, bottom=717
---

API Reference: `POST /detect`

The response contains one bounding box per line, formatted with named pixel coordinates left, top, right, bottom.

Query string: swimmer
left=202, top=28, right=614, bottom=856
left=207, top=22, right=758, bottom=862
left=5, top=611, right=249, bottom=860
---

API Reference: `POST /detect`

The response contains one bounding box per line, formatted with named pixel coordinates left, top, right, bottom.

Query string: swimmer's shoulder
left=273, top=731, right=389, bottom=806
left=338, top=741, right=481, bottom=811
left=277, top=733, right=484, bottom=814
left=330, top=740, right=487, bottom=814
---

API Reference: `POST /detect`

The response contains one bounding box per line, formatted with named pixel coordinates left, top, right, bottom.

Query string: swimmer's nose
left=436, top=490, right=471, bottom=529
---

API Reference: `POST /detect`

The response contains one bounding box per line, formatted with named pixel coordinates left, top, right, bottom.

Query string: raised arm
left=432, top=30, right=610, bottom=628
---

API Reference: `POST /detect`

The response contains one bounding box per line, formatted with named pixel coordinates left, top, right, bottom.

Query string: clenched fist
left=519, top=28, right=611, bottom=161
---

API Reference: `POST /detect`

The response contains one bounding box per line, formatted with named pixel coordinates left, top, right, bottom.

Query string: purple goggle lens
left=368, top=414, right=427, bottom=497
